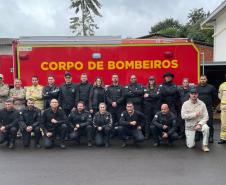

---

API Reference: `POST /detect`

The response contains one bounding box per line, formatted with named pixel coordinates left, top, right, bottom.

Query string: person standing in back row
left=178, top=78, right=192, bottom=138
left=196, top=75, right=218, bottom=143
left=125, top=75, right=144, bottom=112
left=159, top=72, right=180, bottom=116
left=0, top=74, right=9, bottom=109
left=217, top=75, right=226, bottom=144
left=9, top=79, right=26, bottom=110
left=58, top=72, right=77, bottom=116
left=143, top=76, right=160, bottom=139
left=26, top=76, right=44, bottom=110
left=106, top=74, right=125, bottom=128
left=76, top=73, right=92, bottom=110
left=89, top=77, right=105, bottom=115
left=42, top=75, right=59, bottom=109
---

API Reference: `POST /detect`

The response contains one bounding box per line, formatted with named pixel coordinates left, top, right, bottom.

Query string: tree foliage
left=70, top=0, right=102, bottom=36
left=149, top=8, right=213, bottom=44
left=150, top=18, right=182, bottom=33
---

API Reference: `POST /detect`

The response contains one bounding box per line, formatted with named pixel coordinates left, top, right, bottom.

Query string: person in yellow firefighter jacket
left=26, top=76, right=44, bottom=110
left=218, top=78, right=226, bottom=144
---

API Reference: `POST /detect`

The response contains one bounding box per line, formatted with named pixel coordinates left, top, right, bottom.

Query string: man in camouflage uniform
left=9, top=79, right=26, bottom=110
left=0, top=74, right=9, bottom=109
left=26, top=76, right=44, bottom=110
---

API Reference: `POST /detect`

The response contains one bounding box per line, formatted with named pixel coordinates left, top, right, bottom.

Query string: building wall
left=214, top=11, right=226, bottom=62
left=196, top=44, right=213, bottom=63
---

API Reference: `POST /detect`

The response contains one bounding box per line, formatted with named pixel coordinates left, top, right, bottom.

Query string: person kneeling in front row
left=0, top=99, right=18, bottom=149
left=151, top=104, right=178, bottom=147
left=181, top=88, right=210, bottom=152
left=68, top=101, right=93, bottom=147
left=41, top=99, right=68, bottom=149
left=93, top=103, right=112, bottom=147
left=19, top=98, right=42, bottom=148
left=118, top=102, right=144, bottom=148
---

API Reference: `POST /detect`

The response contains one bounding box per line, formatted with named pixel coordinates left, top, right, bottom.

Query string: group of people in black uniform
left=0, top=71, right=218, bottom=149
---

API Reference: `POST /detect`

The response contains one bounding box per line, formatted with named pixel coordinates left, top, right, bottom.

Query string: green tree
left=157, top=27, right=178, bottom=37
left=148, top=8, right=213, bottom=44
left=70, top=0, right=102, bottom=36
left=150, top=18, right=182, bottom=36
left=186, top=8, right=213, bottom=44
left=187, top=8, right=209, bottom=25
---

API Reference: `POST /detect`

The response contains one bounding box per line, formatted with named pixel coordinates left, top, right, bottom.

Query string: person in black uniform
left=89, top=77, right=106, bottom=114
left=106, top=74, right=125, bottom=128
left=41, top=99, right=68, bottom=149
left=58, top=72, right=77, bottom=116
left=68, top=101, right=93, bottom=147
left=143, top=76, right=160, bottom=139
left=118, top=102, right=145, bottom=148
left=151, top=104, right=178, bottom=147
left=42, top=75, right=59, bottom=109
left=196, top=75, right=218, bottom=143
left=19, top=98, right=42, bottom=148
left=178, top=78, right=191, bottom=138
left=159, top=72, right=180, bottom=116
left=124, top=75, right=144, bottom=112
left=93, top=103, right=112, bottom=147
left=0, top=99, right=18, bottom=149
left=76, top=73, right=92, bottom=109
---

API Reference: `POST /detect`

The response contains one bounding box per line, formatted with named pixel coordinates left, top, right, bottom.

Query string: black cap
left=190, top=87, right=198, bottom=94
left=163, top=72, right=174, bottom=78
left=64, top=72, right=72, bottom=77
left=149, top=76, right=155, bottom=80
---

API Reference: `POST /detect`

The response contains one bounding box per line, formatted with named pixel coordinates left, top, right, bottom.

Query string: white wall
left=214, top=11, right=226, bottom=62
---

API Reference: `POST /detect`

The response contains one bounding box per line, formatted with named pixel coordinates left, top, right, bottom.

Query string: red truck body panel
left=0, top=55, right=14, bottom=85
left=13, top=37, right=199, bottom=86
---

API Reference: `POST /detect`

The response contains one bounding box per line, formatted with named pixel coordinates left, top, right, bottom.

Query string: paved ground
left=0, top=121, right=225, bottom=185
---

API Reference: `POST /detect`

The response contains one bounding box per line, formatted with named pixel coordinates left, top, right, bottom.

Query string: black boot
left=105, top=142, right=110, bottom=147
left=60, top=142, right=66, bottom=149
left=87, top=141, right=92, bottom=147
left=209, top=137, right=214, bottom=143
left=8, top=142, right=15, bottom=149
left=121, top=141, right=127, bottom=148
left=218, top=139, right=226, bottom=144
left=34, top=142, right=42, bottom=148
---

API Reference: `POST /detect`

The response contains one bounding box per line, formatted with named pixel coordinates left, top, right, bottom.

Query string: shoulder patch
left=154, top=114, right=158, bottom=118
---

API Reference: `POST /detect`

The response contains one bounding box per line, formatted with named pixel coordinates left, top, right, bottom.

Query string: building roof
left=0, top=38, right=14, bottom=45
left=137, top=33, right=213, bottom=47
left=201, top=0, right=226, bottom=28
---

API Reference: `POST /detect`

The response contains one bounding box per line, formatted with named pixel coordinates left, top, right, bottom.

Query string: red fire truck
left=1, top=36, right=200, bottom=86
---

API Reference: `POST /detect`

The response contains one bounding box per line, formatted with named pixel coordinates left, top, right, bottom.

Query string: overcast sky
left=0, top=0, right=223, bottom=38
